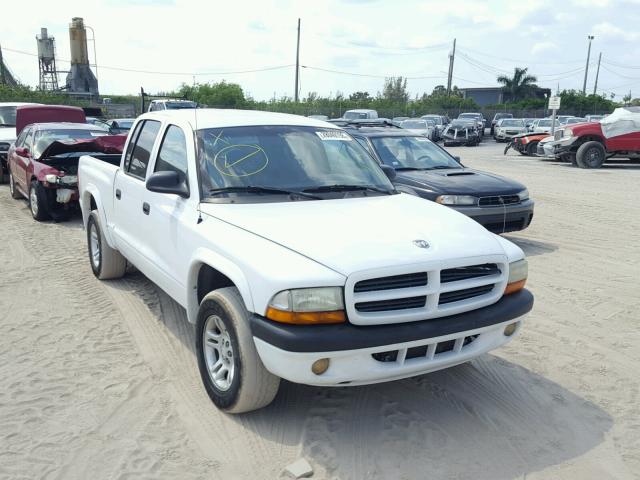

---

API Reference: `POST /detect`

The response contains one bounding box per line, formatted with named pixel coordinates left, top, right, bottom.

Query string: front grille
left=346, top=258, right=507, bottom=325
left=478, top=195, right=520, bottom=207
left=355, top=296, right=426, bottom=312
left=439, top=285, right=494, bottom=305
left=441, top=264, right=501, bottom=283
left=354, top=272, right=428, bottom=293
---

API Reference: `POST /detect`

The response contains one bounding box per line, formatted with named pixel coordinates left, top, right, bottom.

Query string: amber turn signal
left=504, top=279, right=526, bottom=295
left=266, top=307, right=346, bottom=325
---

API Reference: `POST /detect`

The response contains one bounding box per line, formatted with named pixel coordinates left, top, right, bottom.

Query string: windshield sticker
left=316, top=130, right=352, bottom=141
left=415, top=137, right=429, bottom=142
left=213, top=144, right=269, bottom=177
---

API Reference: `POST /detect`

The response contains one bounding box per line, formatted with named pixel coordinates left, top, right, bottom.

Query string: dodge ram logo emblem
left=413, top=239, right=430, bottom=249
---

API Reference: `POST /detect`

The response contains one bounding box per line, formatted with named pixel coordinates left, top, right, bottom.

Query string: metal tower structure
left=36, top=28, right=59, bottom=91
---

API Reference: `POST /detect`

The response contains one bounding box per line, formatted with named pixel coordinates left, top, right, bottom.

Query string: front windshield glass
left=458, top=113, right=479, bottom=120
left=0, top=106, right=17, bottom=126
left=198, top=126, right=392, bottom=200
left=495, top=113, right=512, bottom=120
left=343, top=111, right=369, bottom=120
left=537, top=120, right=553, bottom=127
left=371, top=136, right=460, bottom=170
left=501, top=119, right=524, bottom=127
left=166, top=101, right=197, bottom=109
left=401, top=120, right=428, bottom=129
left=33, top=129, right=107, bottom=158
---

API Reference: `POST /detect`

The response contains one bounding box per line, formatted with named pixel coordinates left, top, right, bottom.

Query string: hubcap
left=30, top=187, right=38, bottom=216
left=587, top=147, right=601, bottom=165
left=9, top=173, right=14, bottom=194
left=89, top=223, right=101, bottom=269
left=203, top=315, right=235, bottom=391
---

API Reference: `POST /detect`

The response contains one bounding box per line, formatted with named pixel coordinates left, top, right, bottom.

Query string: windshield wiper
left=302, top=184, right=394, bottom=195
left=208, top=186, right=321, bottom=200
left=395, top=166, right=425, bottom=171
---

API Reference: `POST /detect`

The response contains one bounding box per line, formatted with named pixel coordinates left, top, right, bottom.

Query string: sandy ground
left=0, top=141, right=639, bottom=480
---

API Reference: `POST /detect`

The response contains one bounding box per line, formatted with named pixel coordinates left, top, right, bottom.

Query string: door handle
left=142, top=202, right=150, bottom=215
left=115, top=189, right=121, bottom=200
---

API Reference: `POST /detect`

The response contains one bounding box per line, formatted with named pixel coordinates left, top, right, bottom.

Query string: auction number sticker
left=316, top=130, right=352, bottom=141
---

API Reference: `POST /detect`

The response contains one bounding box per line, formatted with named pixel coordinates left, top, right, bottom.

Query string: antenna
left=193, top=90, right=203, bottom=224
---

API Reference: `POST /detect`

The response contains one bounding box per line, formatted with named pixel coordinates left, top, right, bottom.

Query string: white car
left=0, top=102, right=39, bottom=183
left=342, top=109, right=378, bottom=120
left=494, top=119, right=527, bottom=142
left=532, top=118, right=560, bottom=134
left=78, top=109, right=533, bottom=413
left=147, top=99, right=198, bottom=112
left=400, top=119, right=436, bottom=140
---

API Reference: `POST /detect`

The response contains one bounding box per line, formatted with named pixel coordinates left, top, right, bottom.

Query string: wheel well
left=89, top=195, right=97, bottom=211
left=197, top=264, right=235, bottom=304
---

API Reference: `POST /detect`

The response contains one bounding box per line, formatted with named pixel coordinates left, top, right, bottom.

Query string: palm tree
left=497, top=68, right=538, bottom=101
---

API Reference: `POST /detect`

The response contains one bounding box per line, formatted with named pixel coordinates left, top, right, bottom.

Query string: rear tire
left=29, top=180, right=51, bottom=221
left=9, top=170, right=22, bottom=199
left=576, top=141, right=606, bottom=169
left=87, top=210, right=127, bottom=280
left=196, top=287, right=280, bottom=413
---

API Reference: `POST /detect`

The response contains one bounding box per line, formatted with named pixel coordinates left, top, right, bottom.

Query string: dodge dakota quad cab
left=7, top=105, right=118, bottom=221
left=78, top=109, right=533, bottom=413
left=542, top=107, right=640, bottom=168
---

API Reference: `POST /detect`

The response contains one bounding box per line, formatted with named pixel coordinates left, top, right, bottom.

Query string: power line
left=456, top=45, right=584, bottom=65
left=301, top=65, right=445, bottom=80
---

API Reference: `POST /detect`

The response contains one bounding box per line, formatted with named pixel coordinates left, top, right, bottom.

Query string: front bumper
left=454, top=199, right=535, bottom=233
left=251, top=289, right=533, bottom=386
left=495, top=131, right=524, bottom=140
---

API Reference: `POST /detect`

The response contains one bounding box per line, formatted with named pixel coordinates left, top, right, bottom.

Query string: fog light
left=311, top=358, right=330, bottom=375
left=503, top=322, right=518, bottom=337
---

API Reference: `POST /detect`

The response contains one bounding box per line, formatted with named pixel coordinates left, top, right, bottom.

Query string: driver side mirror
left=146, top=171, right=189, bottom=198
left=380, top=164, right=397, bottom=181
left=15, top=147, right=30, bottom=157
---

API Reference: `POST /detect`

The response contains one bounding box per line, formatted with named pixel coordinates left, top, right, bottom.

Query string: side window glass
left=23, top=128, right=34, bottom=150
left=127, top=120, right=161, bottom=180
left=123, top=121, right=144, bottom=172
left=155, top=125, right=188, bottom=177
left=15, top=128, right=29, bottom=148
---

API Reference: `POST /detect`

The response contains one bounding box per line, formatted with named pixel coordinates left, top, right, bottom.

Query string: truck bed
left=78, top=154, right=121, bottom=233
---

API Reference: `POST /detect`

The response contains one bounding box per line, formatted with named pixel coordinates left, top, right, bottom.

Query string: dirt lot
left=0, top=142, right=638, bottom=480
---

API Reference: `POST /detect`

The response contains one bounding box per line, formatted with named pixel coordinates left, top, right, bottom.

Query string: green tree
left=178, top=81, right=246, bottom=108
left=497, top=67, right=538, bottom=101
left=381, top=77, right=409, bottom=103
left=348, top=91, right=372, bottom=102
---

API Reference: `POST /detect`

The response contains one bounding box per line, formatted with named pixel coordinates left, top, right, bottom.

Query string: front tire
left=576, top=141, right=606, bottom=169
left=29, top=180, right=51, bottom=221
left=87, top=211, right=127, bottom=279
left=526, top=141, right=538, bottom=156
left=196, top=287, right=280, bottom=413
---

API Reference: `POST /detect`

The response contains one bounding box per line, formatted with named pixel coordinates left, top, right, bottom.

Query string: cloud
left=531, top=41, right=559, bottom=55
left=592, top=21, right=640, bottom=41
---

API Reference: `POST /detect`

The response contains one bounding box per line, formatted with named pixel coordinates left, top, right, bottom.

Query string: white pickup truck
left=78, top=109, right=533, bottom=413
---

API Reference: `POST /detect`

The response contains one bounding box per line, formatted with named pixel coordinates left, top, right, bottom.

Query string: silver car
left=494, top=119, right=527, bottom=142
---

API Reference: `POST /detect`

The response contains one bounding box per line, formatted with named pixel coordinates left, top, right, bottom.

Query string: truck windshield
left=166, top=102, right=197, bottom=110
left=401, top=120, right=428, bottom=129
left=343, top=111, right=369, bottom=119
left=371, top=136, right=461, bottom=170
left=0, top=106, right=17, bottom=126
left=197, top=126, right=393, bottom=200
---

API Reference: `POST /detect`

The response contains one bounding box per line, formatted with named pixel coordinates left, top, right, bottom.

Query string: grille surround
left=478, top=195, right=520, bottom=207
left=345, top=256, right=508, bottom=325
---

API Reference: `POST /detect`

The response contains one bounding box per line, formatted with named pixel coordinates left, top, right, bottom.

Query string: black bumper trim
left=250, top=289, right=533, bottom=353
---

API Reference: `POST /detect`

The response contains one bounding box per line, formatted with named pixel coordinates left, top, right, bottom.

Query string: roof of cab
left=138, top=108, right=337, bottom=129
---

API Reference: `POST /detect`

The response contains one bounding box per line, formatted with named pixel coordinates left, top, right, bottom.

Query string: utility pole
left=0, top=44, right=5, bottom=85
left=294, top=18, right=301, bottom=103
left=582, top=35, right=594, bottom=95
left=593, top=52, right=602, bottom=96
left=447, top=38, right=456, bottom=96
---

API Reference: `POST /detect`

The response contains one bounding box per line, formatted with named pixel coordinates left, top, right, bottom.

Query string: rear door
left=112, top=119, right=161, bottom=270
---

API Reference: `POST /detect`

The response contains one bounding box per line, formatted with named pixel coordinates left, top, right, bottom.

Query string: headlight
left=563, top=128, right=573, bottom=138
left=266, top=287, right=345, bottom=324
left=518, top=189, right=529, bottom=201
left=505, top=259, right=528, bottom=295
left=45, top=174, right=59, bottom=183
left=436, top=195, right=477, bottom=206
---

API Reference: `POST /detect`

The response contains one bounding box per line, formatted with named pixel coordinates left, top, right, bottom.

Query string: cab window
left=155, top=125, right=188, bottom=177
left=126, top=120, right=161, bottom=180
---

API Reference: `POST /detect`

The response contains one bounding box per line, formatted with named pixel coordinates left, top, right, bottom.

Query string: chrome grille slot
left=441, top=263, right=500, bottom=283
left=354, top=272, right=428, bottom=293
left=439, top=285, right=495, bottom=305
left=478, top=195, right=520, bottom=207
left=355, top=295, right=426, bottom=312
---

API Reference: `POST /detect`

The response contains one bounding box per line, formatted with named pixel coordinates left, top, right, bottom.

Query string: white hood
left=200, top=193, right=507, bottom=275
left=0, top=126, right=17, bottom=143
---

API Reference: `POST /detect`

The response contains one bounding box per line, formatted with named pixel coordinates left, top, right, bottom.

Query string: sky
left=3, top=0, right=640, bottom=101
